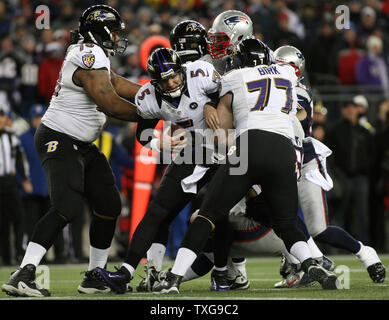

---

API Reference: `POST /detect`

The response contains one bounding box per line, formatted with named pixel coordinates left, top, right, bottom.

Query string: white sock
left=214, top=266, right=227, bottom=272
left=307, top=237, right=323, bottom=259
left=122, top=263, right=135, bottom=277
left=232, top=259, right=247, bottom=278
left=290, top=241, right=312, bottom=263
left=88, top=246, right=110, bottom=271
left=283, top=248, right=300, bottom=265
left=182, top=267, right=200, bottom=282
left=355, top=242, right=380, bottom=268
left=146, top=243, right=166, bottom=272
left=171, top=248, right=197, bottom=276
left=355, top=241, right=364, bottom=256
left=20, top=242, right=47, bottom=268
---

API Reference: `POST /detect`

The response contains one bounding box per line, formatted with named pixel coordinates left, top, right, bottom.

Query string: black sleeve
left=15, top=144, right=29, bottom=181
left=205, top=91, right=220, bottom=108
left=136, top=117, right=160, bottom=146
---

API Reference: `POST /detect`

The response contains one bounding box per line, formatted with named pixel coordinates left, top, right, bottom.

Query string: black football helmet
left=232, top=38, right=271, bottom=68
left=78, top=5, right=128, bottom=55
left=147, top=48, right=186, bottom=99
left=170, top=20, right=207, bottom=63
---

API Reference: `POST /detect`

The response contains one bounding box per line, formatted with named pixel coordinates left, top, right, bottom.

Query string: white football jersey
left=220, top=63, right=298, bottom=141
left=135, top=60, right=219, bottom=133
left=199, top=54, right=227, bottom=75
left=42, top=43, right=109, bottom=143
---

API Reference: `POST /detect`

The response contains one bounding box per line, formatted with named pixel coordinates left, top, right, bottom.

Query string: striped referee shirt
left=0, top=129, right=29, bottom=179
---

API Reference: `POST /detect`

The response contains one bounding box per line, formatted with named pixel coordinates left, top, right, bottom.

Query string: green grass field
left=1, top=255, right=388, bottom=301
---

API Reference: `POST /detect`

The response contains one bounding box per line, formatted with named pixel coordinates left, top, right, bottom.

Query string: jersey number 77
left=246, top=77, right=293, bottom=114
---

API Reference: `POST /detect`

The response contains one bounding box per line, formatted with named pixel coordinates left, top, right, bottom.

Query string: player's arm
left=74, top=68, right=139, bottom=122
left=204, top=91, right=221, bottom=131
left=136, top=118, right=187, bottom=153
left=215, top=92, right=234, bottom=146
left=110, top=69, right=141, bottom=100
left=296, top=108, right=307, bottom=121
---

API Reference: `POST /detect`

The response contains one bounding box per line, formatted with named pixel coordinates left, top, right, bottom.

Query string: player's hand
left=159, top=126, right=188, bottom=153
left=204, top=105, right=220, bottom=131
left=22, top=180, right=33, bottom=194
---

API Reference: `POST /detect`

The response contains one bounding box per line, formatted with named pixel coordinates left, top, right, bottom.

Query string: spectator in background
left=372, top=110, right=389, bottom=251
left=116, top=45, right=147, bottom=83
left=19, top=35, right=40, bottom=118
left=375, top=98, right=389, bottom=133
left=0, top=104, right=31, bottom=265
left=0, top=36, right=21, bottom=114
left=312, top=101, right=328, bottom=142
left=37, top=42, right=64, bottom=106
left=35, top=29, right=54, bottom=58
left=356, top=35, right=389, bottom=97
left=307, top=20, right=339, bottom=85
left=266, top=9, right=304, bottom=51
left=326, top=101, right=374, bottom=245
left=19, top=104, right=66, bottom=264
left=353, top=94, right=376, bottom=134
left=0, top=1, right=10, bottom=36
left=358, top=6, right=379, bottom=43
left=331, top=23, right=364, bottom=85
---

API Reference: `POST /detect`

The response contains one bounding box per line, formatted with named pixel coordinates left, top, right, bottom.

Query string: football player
left=135, top=20, right=233, bottom=292
left=274, top=45, right=386, bottom=284
left=201, top=10, right=254, bottom=75
left=90, top=47, right=230, bottom=294
left=1, top=5, right=141, bottom=297
left=170, top=20, right=208, bottom=64
left=152, top=38, right=339, bottom=294
left=135, top=18, right=247, bottom=293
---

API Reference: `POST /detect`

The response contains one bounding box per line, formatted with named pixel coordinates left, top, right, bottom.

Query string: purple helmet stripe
left=155, top=50, right=165, bottom=72
left=160, top=49, right=172, bottom=72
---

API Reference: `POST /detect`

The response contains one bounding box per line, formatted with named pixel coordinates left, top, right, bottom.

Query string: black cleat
left=136, top=261, right=161, bottom=292
left=367, top=262, right=386, bottom=283
left=1, top=264, right=51, bottom=297
left=228, top=271, right=250, bottom=290
left=307, top=262, right=339, bottom=290
left=93, top=266, right=132, bottom=294
left=210, top=269, right=230, bottom=291
left=78, top=270, right=111, bottom=294
left=279, top=254, right=293, bottom=278
left=153, top=270, right=182, bottom=294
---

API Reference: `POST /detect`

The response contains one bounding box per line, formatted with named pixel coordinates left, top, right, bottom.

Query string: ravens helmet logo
left=86, top=10, right=115, bottom=22
left=186, top=22, right=202, bottom=32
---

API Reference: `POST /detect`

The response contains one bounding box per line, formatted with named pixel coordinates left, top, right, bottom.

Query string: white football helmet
left=274, top=45, right=305, bottom=79
left=207, top=10, right=253, bottom=60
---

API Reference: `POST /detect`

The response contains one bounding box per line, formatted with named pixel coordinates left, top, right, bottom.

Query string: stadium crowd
left=1, top=0, right=389, bottom=266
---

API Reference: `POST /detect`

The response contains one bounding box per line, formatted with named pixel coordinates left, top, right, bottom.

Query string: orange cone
left=129, top=120, right=164, bottom=242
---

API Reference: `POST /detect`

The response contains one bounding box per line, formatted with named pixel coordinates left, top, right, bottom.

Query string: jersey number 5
left=246, top=78, right=293, bottom=114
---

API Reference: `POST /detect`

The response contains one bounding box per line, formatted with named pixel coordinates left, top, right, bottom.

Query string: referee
left=0, top=105, right=32, bottom=265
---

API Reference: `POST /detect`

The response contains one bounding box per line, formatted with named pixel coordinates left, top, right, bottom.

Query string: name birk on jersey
left=257, top=65, right=280, bottom=76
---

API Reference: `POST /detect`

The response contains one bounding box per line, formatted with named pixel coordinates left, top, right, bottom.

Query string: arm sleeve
left=14, top=137, right=29, bottom=180
left=136, top=117, right=160, bottom=147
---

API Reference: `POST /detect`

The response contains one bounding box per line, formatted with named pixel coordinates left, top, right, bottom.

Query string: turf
left=1, top=255, right=388, bottom=301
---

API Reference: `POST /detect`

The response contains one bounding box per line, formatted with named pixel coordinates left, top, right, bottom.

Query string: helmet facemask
left=207, top=32, right=234, bottom=60
left=153, top=71, right=186, bottom=99
left=147, top=48, right=186, bottom=99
